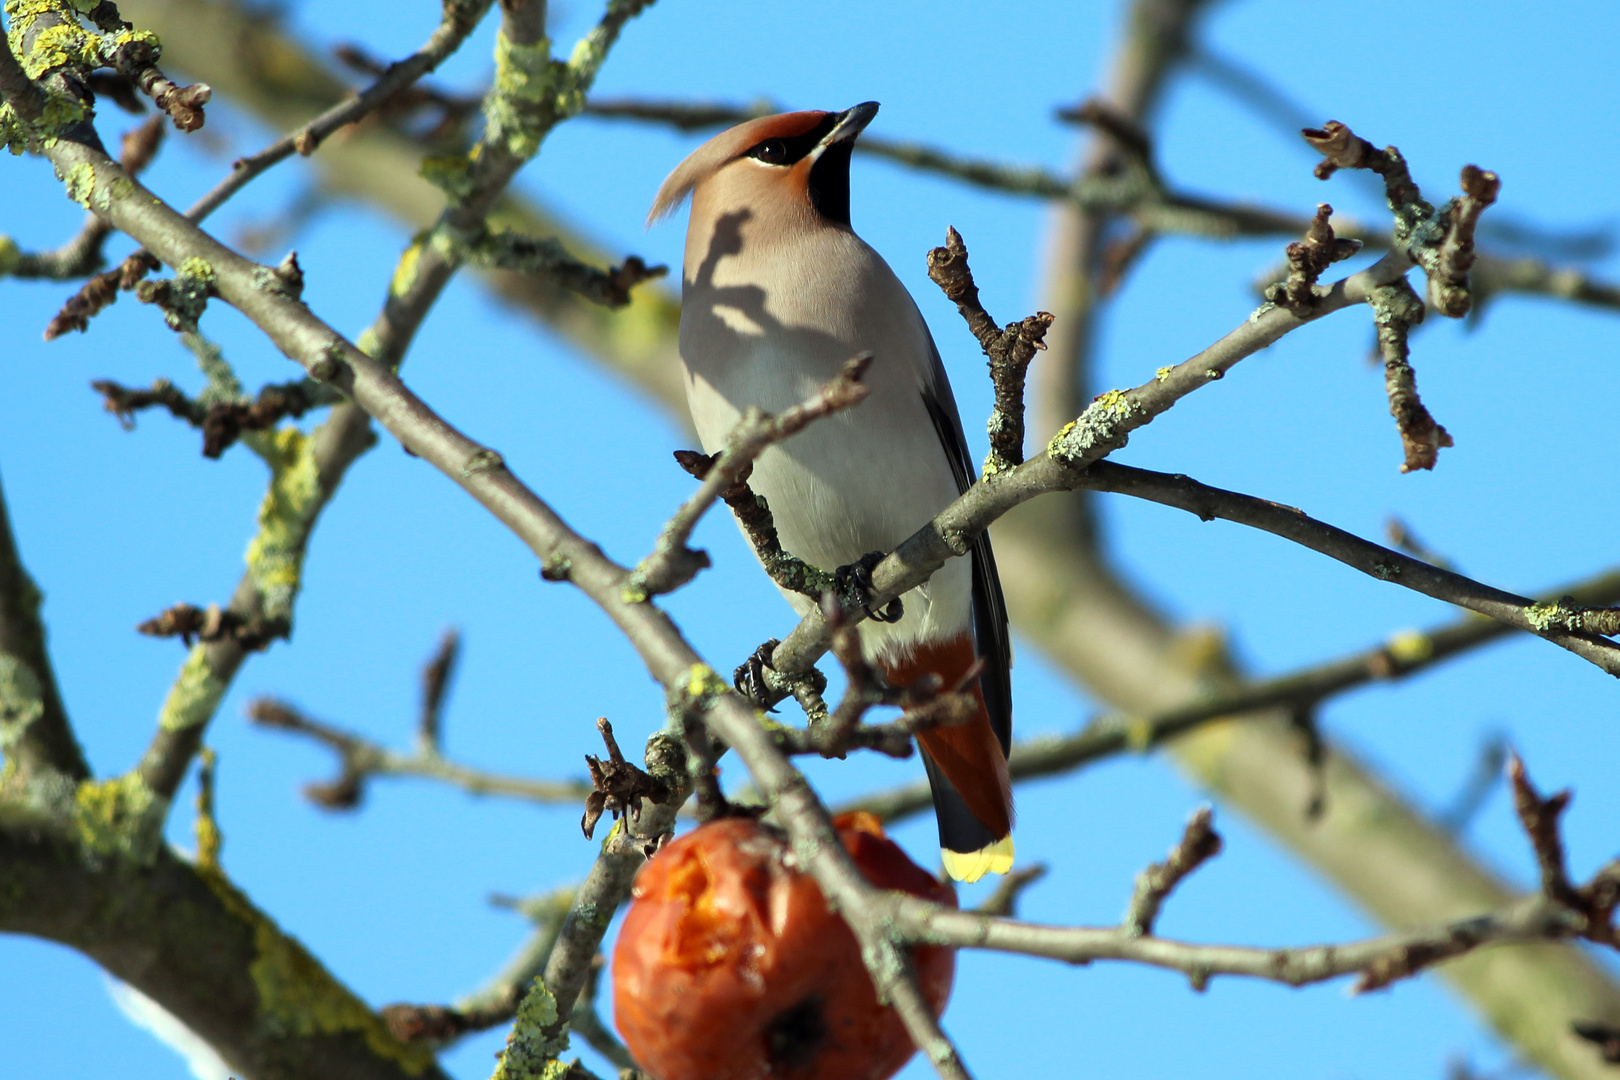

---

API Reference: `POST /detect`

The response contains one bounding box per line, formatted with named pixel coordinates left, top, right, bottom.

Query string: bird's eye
left=752, top=139, right=788, bottom=164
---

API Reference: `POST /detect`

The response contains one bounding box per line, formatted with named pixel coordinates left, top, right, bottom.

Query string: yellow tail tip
left=941, top=836, right=1015, bottom=883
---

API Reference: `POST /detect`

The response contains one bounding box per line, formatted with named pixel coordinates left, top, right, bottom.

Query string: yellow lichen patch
left=178, top=256, right=215, bottom=286
left=681, top=664, right=728, bottom=703
left=493, top=30, right=554, bottom=105
left=108, top=27, right=160, bottom=53
left=18, top=19, right=99, bottom=79
left=354, top=326, right=384, bottom=359
left=0, top=235, right=20, bottom=274
left=390, top=234, right=425, bottom=299
left=63, top=161, right=96, bottom=207
left=244, top=427, right=320, bottom=621
left=74, top=771, right=166, bottom=862
left=419, top=153, right=474, bottom=201
left=1155, top=366, right=1173, bottom=383
left=486, top=30, right=559, bottom=159
left=1385, top=630, right=1433, bottom=665
left=1093, top=388, right=1131, bottom=413
left=198, top=869, right=436, bottom=1074
left=157, top=646, right=226, bottom=733
left=1524, top=602, right=1563, bottom=633
left=193, top=746, right=222, bottom=869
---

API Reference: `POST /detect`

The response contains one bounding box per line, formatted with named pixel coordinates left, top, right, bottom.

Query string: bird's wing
left=919, top=340, right=1014, bottom=756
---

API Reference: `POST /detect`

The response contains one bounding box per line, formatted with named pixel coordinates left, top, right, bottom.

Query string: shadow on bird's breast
left=680, top=207, right=860, bottom=413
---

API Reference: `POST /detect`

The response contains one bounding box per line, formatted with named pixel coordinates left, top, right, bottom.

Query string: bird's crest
left=647, top=110, right=831, bottom=226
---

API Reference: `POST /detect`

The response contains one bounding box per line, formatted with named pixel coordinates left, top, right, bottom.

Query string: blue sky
left=4, top=1, right=1620, bottom=1078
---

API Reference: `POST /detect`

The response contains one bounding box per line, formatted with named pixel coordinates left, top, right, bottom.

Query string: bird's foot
left=836, top=551, right=904, bottom=624
left=733, top=638, right=781, bottom=708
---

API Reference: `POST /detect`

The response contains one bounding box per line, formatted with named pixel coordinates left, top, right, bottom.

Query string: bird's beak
left=813, top=101, right=880, bottom=156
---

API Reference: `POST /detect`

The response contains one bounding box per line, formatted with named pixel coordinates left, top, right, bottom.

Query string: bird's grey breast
left=678, top=225, right=964, bottom=599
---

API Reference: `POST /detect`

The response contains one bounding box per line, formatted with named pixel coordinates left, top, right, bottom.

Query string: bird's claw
left=733, top=638, right=781, bottom=708
left=836, top=551, right=904, bottom=624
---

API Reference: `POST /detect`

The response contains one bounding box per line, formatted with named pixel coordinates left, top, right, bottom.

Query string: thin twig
left=1124, top=807, right=1222, bottom=936
left=383, top=887, right=575, bottom=1046
left=631, top=356, right=870, bottom=597
left=1079, top=463, right=1620, bottom=671
left=247, top=698, right=591, bottom=809
left=880, top=778, right=1616, bottom=994
left=417, top=628, right=459, bottom=754
left=925, top=228, right=1053, bottom=476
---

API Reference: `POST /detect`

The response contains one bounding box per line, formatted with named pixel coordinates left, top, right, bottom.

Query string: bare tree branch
left=0, top=116, right=164, bottom=284
left=839, top=564, right=1620, bottom=827
left=43, top=0, right=499, bottom=337
left=630, top=356, right=870, bottom=598
left=1078, top=463, right=1620, bottom=670
left=247, top=698, right=591, bottom=809
left=925, top=227, right=1053, bottom=476
left=0, top=469, right=88, bottom=788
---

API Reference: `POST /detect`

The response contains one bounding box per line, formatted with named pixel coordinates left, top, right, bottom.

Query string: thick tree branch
left=0, top=115, right=164, bottom=284
left=44, top=0, right=498, bottom=336
left=0, top=469, right=88, bottom=788
left=0, top=825, right=447, bottom=1080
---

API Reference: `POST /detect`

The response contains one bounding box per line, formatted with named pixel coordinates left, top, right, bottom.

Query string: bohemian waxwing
left=650, top=102, right=1014, bottom=882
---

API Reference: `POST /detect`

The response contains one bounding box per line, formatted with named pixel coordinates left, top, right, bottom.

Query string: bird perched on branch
left=650, top=102, right=1014, bottom=882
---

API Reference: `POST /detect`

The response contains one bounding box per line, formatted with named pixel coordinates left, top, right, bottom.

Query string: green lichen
left=198, top=868, right=435, bottom=1073
left=491, top=976, right=569, bottom=1080
left=1046, top=388, right=1144, bottom=467
left=1525, top=602, right=1564, bottom=633
left=3, top=82, right=88, bottom=153
left=1155, top=366, right=1172, bottom=383
left=484, top=30, right=559, bottom=159
left=156, top=646, right=226, bottom=734
left=244, top=427, right=321, bottom=622
left=107, top=26, right=159, bottom=55
left=420, top=153, right=475, bottom=202
left=0, top=235, right=19, bottom=275
left=184, top=331, right=244, bottom=405
left=561, top=0, right=643, bottom=112
left=460, top=447, right=505, bottom=478
left=355, top=326, right=384, bottom=359
left=0, top=653, right=46, bottom=752
left=140, top=257, right=217, bottom=332
left=193, top=746, right=221, bottom=869
left=682, top=663, right=729, bottom=704
left=63, top=161, right=96, bottom=206
left=74, top=771, right=166, bottom=862
left=620, top=581, right=649, bottom=604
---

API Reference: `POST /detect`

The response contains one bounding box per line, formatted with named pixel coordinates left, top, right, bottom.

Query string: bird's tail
left=882, top=634, right=1014, bottom=883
